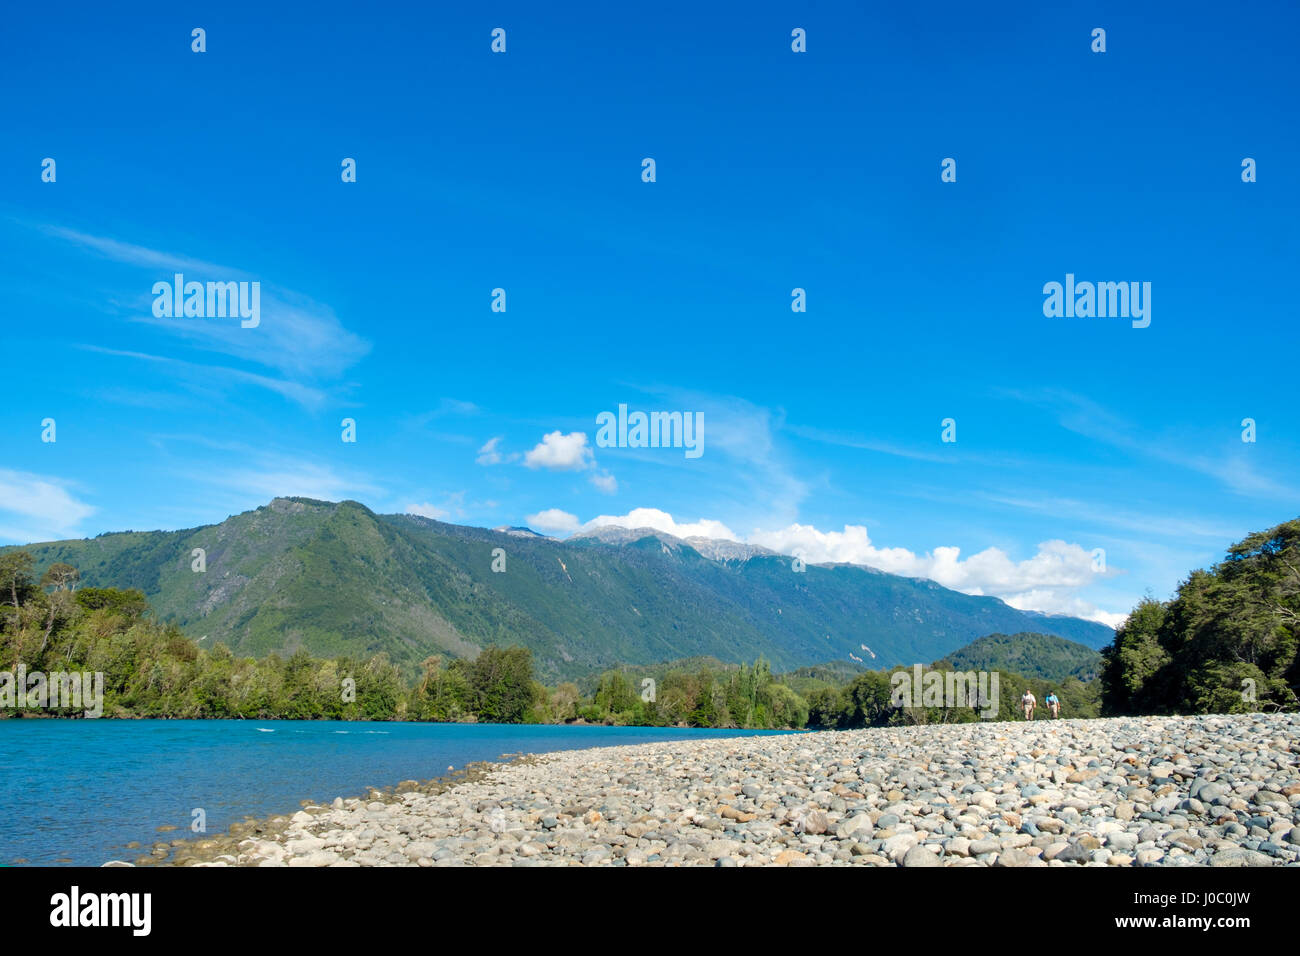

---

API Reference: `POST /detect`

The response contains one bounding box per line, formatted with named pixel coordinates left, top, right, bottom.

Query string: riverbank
left=112, top=713, right=1300, bottom=867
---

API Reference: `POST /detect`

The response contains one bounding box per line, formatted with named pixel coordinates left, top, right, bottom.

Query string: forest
left=3, top=516, right=1295, bottom=725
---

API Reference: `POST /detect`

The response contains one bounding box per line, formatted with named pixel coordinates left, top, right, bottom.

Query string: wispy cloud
left=79, top=345, right=328, bottom=409
left=406, top=502, right=449, bottom=520
left=406, top=492, right=466, bottom=521
left=630, top=388, right=809, bottom=526
left=130, top=287, right=370, bottom=381
left=411, top=399, right=480, bottom=423
left=40, top=224, right=371, bottom=401
left=1007, top=387, right=1299, bottom=501
left=0, top=470, right=96, bottom=544
left=476, top=436, right=513, bottom=466
left=217, top=461, right=384, bottom=503
left=41, top=225, right=229, bottom=274
left=787, top=423, right=954, bottom=463
left=976, top=491, right=1244, bottom=543
left=149, top=437, right=384, bottom=506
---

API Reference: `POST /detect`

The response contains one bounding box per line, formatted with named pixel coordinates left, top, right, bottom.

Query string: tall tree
left=40, top=562, right=81, bottom=592
left=0, top=550, right=34, bottom=608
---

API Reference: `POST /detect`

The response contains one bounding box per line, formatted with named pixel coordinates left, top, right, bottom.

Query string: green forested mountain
left=1100, top=518, right=1300, bottom=715
left=7, top=497, right=1113, bottom=681
left=934, top=632, right=1102, bottom=682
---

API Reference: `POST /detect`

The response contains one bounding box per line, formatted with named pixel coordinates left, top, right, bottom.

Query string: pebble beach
left=112, top=713, right=1300, bottom=867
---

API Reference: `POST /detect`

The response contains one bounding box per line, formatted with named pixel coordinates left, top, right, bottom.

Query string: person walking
left=1021, top=689, right=1036, bottom=721
left=1046, top=691, right=1061, bottom=719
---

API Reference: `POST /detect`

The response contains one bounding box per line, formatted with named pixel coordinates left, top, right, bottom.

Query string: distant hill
left=776, top=660, right=870, bottom=697
left=933, top=632, right=1103, bottom=682
left=7, top=497, right=1114, bottom=681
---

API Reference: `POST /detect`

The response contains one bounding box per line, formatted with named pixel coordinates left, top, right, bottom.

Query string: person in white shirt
left=1021, top=690, right=1036, bottom=721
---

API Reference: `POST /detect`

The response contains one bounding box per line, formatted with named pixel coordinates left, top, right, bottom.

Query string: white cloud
left=585, top=507, right=739, bottom=542
left=406, top=502, right=449, bottom=520
left=748, top=523, right=1119, bottom=623
left=749, top=525, right=1099, bottom=589
left=524, top=431, right=594, bottom=471
left=526, top=508, right=581, bottom=533
left=0, top=470, right=96, bottom=544
left=999, top=590, right=1129, bottom=629
left=590, top=471, right=618, bottom=494
left=749, top=523, right=913, bottom=570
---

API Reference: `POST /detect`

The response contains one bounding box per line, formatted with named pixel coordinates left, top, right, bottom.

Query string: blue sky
left=2, top=1, right=1297, bottom=627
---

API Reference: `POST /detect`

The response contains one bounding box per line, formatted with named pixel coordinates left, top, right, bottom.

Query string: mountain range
left=11, top=497, right=1115, bottom=680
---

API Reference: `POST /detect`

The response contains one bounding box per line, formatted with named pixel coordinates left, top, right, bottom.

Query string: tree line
left=0, top=548, right=1080, bottom=727
left=7, top=516, right=1296, bottom=725
left=0, top=550, right=807, bottom=725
